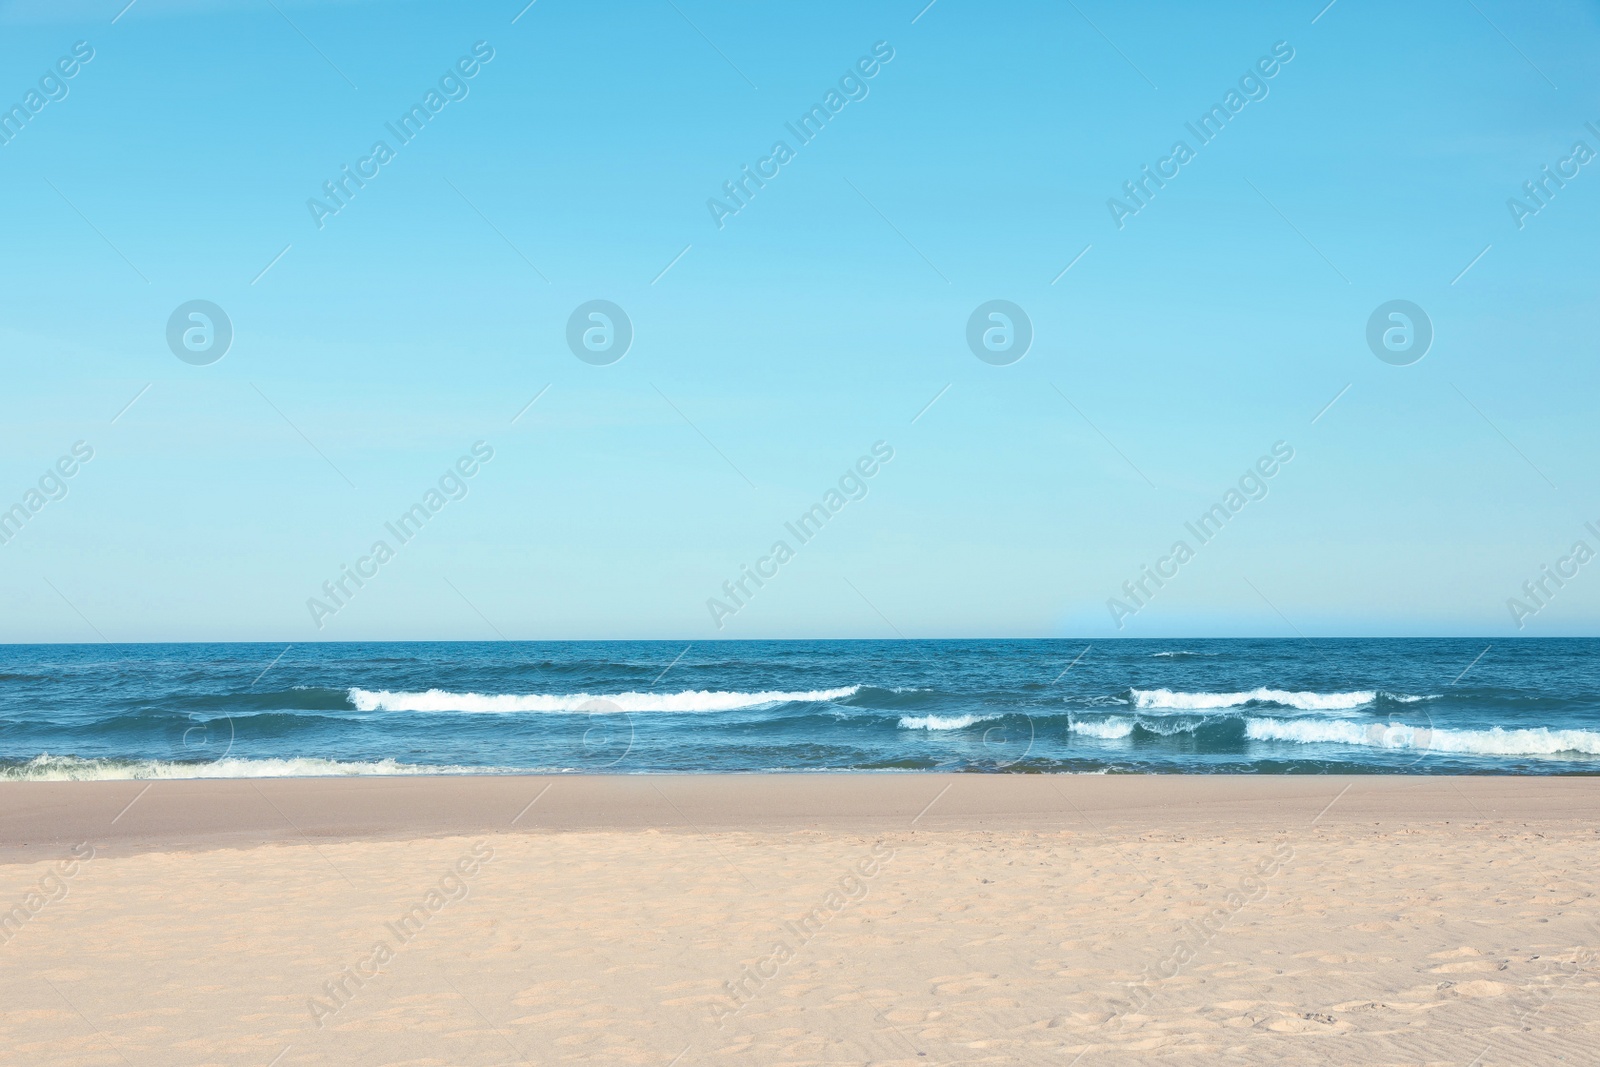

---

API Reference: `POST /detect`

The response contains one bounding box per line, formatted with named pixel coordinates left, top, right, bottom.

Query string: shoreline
left=5, top=772, right=1599, bottom=861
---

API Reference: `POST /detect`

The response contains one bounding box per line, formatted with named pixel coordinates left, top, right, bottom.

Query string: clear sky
left=1, top=0, right=1597, bottom=642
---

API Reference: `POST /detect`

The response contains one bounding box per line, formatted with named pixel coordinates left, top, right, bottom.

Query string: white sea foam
left=1069, top=715, right=1214, bottom=739
left=347, top=686, right=859, bottom=713
left=897, top=714, right=997, bottom=731
left=1244, top=718, right=1600, bottom=757
left=1132, top=687, right=1381, bottom=712
left=0, top=754, right=505, bottom=781
left=1068, top=718, right=1135, bottom=739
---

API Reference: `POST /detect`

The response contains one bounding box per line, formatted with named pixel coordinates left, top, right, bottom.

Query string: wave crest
left=1244, top=718, right=1600, bottom=757
left=1070, top=716, right=1209, bottom=739
left=897, top=714, right=998, bottom=731
left=1068, top=718, right=1135, bottom=739
left=1132, top=687, right=1382, bottom=712
left=347, top=686, right=859, bottom=714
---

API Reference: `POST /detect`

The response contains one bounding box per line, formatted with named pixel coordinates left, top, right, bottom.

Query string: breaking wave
left=1243, top=718, right=1600, bottom=757
left=1131, top=688, right=1391, bottom=712
left=347, top=686, right=860, bottom=713
left=897, top=713, right=999, bottom=731
left=1069, top=716, right=1209, bottom=739
left=1068, top=718, right=1135, bottom=739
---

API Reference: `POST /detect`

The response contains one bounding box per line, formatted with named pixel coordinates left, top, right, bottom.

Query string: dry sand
left=2, top=773, right=1597, bottom=1065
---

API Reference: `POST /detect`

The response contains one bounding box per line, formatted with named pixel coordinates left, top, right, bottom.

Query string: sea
left=2, top=639, right=1598, bottom=779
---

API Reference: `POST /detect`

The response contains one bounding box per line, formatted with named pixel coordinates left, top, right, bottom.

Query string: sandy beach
left=3, top=774, right=1598, bottom=1065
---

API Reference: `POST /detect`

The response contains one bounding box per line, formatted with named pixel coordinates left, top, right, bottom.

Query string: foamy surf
left=347, top=686, right=860, bottom=713
left=0, top=754, right=508, bottom=781
left=1069, top=716, right=1207, bottom=739
left=897, top=714, right=998, bottom=730
left=1243, top=718, right=1600, bottom=757
left=1131, top=687, right=1388, bottom=712
left=1067, top=718, right=1135, bottom=739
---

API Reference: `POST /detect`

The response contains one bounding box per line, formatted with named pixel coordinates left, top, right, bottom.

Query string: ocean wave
left=897, top=714, right=998, bottom=731
left=1132, top=687, right=1383, bottom=712
left=0, top=754, right=506, bottom=781
left=1243, top=718, right=1600, bottom=757
left=1150, top=651, right=1214, bottom=658
left=1070, top=716, right=1208, bottom=739
left=1077, top=694, right=1132, bottom=708
left=1068, top=718, right=1135, bottom=739
left=347, top=686, right=859, bottom=713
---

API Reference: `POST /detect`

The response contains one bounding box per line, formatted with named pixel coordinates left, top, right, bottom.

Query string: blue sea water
left=1, top=639, right=1598, bottom=778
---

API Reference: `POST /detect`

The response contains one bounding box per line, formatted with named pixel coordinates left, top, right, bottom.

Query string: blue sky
left=1, top=0, right=1597, bottom=641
